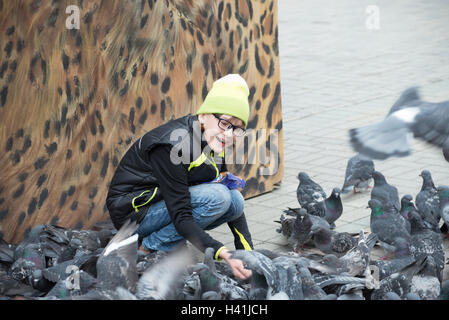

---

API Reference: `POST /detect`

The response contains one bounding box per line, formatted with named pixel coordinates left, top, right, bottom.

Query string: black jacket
left=106, top=114, right=253, bottom=256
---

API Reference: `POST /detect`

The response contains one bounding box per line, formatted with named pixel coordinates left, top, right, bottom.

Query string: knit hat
left=196, top=74, right=250, bottom=126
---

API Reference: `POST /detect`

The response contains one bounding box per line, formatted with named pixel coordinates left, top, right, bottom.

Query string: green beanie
left=196, top=74, right=250, bottom=126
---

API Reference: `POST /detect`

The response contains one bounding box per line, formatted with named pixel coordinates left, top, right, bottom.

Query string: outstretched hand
left=218, top=248, right=252, bottom=280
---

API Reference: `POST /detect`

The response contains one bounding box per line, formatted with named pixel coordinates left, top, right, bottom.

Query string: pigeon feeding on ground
left=309, top=224, right=358, bottom=257
left=415, top=170, right=441, bottom=232
left=349, top=87, right=449, bottom=162
left=275, top=211, right=312, bottom=252
left=341, top=155, right=375, bottom=194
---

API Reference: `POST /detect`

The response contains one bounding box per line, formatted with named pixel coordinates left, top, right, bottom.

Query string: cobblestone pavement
left=208, top=0, right=449, bottom=277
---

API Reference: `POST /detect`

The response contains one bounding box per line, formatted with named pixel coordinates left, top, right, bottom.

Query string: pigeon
left=370, top=237, right=416, bottom=280
left=309, top=225, right=357, bottom=256
left=322, top=188, right=343, bottom=229
left=190, top=247, right=248, bottom=300
left=230, top=249, right=304, bottom=300
left=437, top=185, right=449, bottom=235
left=296, top=172, right=326, bottom=215
left=415, top=170, right=441, bottom=232
left=410, top=256, right=441, bottom=300
left=368, top=199, right=411, bottom=254
left=370, top=257, right=427, bottom=300
left=398, top=195, right=414, bottom=234
left=335, top=231, right=378, bottom=277
left=282, top=208, right=330, bottom=251
left=408, top=210, right=445, bottom=280
left=341, top=155, right=375, bottom=194
left=349, top=87, right=449, bottom=162
left=370, top=171, right=400, bottom=212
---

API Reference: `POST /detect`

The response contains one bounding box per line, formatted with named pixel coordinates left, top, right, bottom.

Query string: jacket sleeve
left=227, top=211, right=254, bottom=250
left=148, top=145, right=224, bottom=255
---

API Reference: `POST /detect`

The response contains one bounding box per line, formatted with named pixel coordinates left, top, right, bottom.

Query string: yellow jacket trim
left=131, top=187, right=158, bottom=213
left=214, top=246, right=227, bottom=261
left=234, top=227, right=253, bottom=251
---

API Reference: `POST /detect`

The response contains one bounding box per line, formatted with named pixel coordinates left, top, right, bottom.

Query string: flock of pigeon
left=0, top=156, right=448, bottom=300
left=275, top=154, right=449, bottom=300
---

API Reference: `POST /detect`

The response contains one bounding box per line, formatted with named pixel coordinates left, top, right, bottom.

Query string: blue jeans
left=136, top=183, right=245, bottom=252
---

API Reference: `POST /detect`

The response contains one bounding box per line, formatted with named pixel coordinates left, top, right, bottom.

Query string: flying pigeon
left=415, top=170, right=441, bottom=232
left=349, top=87, right=449, bottom=162
left=341, top=155, right=375, bottom=194
left=368, top=199, right=411, bottom=254
left=95, top=219, right=139, bottom=292
left=370, top=171, right=401, bottom=212
left=296, top=172, right=326, bottom=215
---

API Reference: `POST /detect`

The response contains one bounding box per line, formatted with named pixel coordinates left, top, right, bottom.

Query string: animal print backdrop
left=0, top=0, right=283, bottom=243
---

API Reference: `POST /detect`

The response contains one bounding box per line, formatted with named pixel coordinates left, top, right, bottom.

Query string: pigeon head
left=401, top=194, right=414, bottom=208
left=297, top=172, right=310, bottom=182
left=298, top=208, right=308, bottom=217
left=419, top=170, right=435, bottom=189
left=408, top=210, right=426, bottom=232
left=437, top=185, right=449, bottom=200
left=331, top=188, right=341, bottom=198
left=371, top=171, right=386, bottom=185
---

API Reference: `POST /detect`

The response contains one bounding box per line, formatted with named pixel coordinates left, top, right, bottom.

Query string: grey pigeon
left=192, top=247, right=248, bottom=300
left=399, top=195, right=415, bottom=234
left=349, top=87, right=449, bottom=162
left=230, top=249, right=304, bottom=300
left=282, top=208, right=330, bottom=251
left=341, top=155, right=375, bottom=194
left=408, top=210, right=445, bottom=281
left=415, top=170, right=440, bottom=232
left=438, top=185, right=449, bottom=234
left=370, top=237, right=416, bottom=280
left=336, top=231, right=378, bottom=277
left=410, top=256, right=441, bottom=300
left=322, top=188, right=343, bottom=229
left=310, top=225, right=357, bottom=257
left=368, top=199, right=411, bottom=254
left=370, top=257, right=426, bottom=300
left=370, top=171, right=400, bottom=212
left=296, top=172, right=326, bottom=215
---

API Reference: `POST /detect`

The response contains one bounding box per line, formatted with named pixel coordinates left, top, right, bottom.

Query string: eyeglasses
left=213, top=114, right=246, bottom=137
